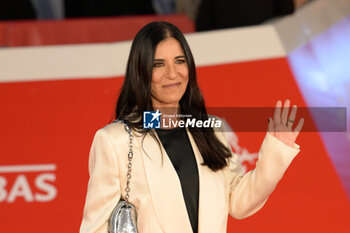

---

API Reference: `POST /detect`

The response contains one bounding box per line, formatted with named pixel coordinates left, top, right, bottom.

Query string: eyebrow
left=175, top=55, right=186, bottom=59
left=153, top=55, right=186, bottom=61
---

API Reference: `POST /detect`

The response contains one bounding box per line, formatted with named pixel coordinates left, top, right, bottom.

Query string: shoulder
left=101, top=121, right=125, bottom=134
left=93, top=121, right=131, bottom=145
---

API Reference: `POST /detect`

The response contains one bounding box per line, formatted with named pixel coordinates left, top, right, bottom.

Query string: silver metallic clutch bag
left=108, top=120, right=138, bottom=233
left=108, top=200, right=138, bottom=233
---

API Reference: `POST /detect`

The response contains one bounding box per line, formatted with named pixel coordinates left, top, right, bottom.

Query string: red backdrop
left=1, top=57, right=349, bottom=232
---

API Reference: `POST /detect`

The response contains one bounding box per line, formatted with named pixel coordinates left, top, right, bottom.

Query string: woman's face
left=151, top=37, right=189, bottom=110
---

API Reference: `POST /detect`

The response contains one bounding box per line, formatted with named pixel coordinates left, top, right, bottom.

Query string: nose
left=166, top=63, right=177, bottom=79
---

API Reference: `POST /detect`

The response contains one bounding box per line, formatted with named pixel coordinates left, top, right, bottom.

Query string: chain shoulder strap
left=114, top=119, right=133, bottom=204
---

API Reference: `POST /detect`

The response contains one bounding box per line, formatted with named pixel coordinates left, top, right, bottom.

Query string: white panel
left=0, top=25, right=284, bottom=82
left=187, top=25, right=285, bottom=67
left=0, top=41, right=132, bottom=82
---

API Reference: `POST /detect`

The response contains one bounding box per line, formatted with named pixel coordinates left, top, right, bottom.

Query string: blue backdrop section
left=288, top=15, right=350, bottom=200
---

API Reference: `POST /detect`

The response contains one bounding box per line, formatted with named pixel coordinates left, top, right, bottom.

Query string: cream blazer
left=80, top=121, right=300, bottom=233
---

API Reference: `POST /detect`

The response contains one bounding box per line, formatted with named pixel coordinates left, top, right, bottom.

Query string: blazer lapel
left=139, top=131, right=193, bottom=233
left=186, top=129, right=227, bottom=233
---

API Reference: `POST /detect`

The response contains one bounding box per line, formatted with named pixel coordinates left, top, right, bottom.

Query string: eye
left=153, top=62, right=163, bottom=68
left=175, top=59, right=186, bottom=64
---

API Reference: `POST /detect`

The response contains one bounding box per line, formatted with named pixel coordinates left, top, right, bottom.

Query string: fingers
left=293, top=118, right=304, bottom=133
left=273, top=100, right=282, bottom=124
left=273, top=99, right=301, bottom=130
left=287, top=105, right=297, bottom=129
left=281, top=99, right=290, bottom=125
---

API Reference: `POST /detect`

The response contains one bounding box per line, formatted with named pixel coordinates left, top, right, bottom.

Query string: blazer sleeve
left=224, top=132, right=300, bottom=219
left=80, top=128, right=121, bottom=233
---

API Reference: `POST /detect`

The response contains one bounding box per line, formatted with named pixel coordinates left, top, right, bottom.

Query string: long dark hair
left=116, top=21, right=231, bottom=171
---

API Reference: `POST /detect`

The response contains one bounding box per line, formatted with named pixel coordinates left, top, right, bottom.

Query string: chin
left=162, top=97, right=182, bottom=106
left=165, top=99, right=181, bottom=106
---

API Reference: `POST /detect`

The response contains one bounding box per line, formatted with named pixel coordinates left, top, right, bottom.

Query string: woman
left=80, top=21, right=303, bottom=233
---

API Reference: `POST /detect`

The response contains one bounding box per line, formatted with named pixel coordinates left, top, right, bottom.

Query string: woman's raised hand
left=268, top=100, right=304, bottom=147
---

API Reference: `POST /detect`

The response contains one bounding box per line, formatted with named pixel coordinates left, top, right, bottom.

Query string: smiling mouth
left=162, top=82, right=181, bottom=88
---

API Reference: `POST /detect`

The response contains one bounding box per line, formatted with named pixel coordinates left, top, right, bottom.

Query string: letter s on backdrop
left=35, top=173, right=57, bottom=202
